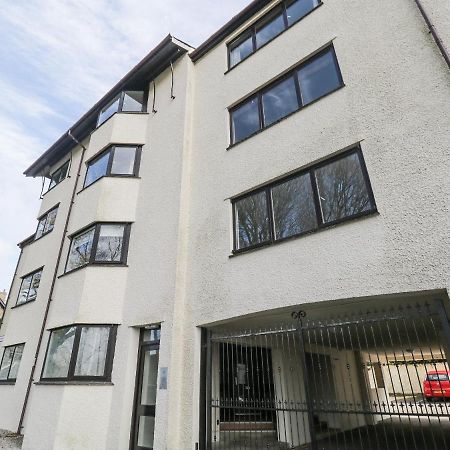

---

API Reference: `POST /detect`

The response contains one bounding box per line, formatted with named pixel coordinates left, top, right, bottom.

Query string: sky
left=0, top=0, right=250, bottom=291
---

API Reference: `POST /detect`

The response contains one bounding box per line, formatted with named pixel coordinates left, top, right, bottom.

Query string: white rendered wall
left=171, top=0, right=450, bottom=447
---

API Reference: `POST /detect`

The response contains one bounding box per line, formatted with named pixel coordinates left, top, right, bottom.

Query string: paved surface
left=212, top=418, right=450, bottom=449
left=0, top=431, right=22, bottom=450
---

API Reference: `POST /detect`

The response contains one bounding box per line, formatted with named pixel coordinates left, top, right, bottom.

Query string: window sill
left=230, top=210, right=379, bottom=257
left=58, top=263, right=129, bottom=279
left=227, top=84, right=345, bottom=150
left=10, top=299, right=37, bottom=310
left=224, top=2, right=324, bottom=75
left=0, top=380, right=16, bottom=385
left=35, top=381, right=114, bottom=386
left=77, top=175, right=141, bottom=195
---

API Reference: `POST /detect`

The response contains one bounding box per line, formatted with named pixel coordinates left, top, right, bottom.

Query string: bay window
left=41, top=325, right=117, bottom=381
left=84, top=145, right=141, bottom=188
left=65, top=223, right=130, bottom=273
left=97, top=91, right=147, bottom=127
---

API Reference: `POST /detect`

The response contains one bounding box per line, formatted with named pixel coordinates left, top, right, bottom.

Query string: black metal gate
left=203, top=300, right=450, bottom=450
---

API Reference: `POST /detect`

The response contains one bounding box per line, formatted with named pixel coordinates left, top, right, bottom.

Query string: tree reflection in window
left=272, top=174, right=317, bottom=239
left=235, top=191, right=271, bottom=250
left=232, top=148, right=376, bottom=252
left=315, top=153, right=373, bottom=223
left=66, top=227, right=95, bottom=271
left=95, top=225, right=124, bottom=262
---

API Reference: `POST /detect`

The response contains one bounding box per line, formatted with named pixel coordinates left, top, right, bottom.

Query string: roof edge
left=190, top=0, right=271, bottom=62
left=24, top=35, right=190, bottom=177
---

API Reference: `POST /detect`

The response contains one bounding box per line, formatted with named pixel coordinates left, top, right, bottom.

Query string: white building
left=0, top=1, right=449, bottom=449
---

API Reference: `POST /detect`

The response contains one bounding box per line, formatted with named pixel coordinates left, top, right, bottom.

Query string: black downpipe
left=413, top=0, right=450, bottom=70
left=17, top=131, right=87, bottom=434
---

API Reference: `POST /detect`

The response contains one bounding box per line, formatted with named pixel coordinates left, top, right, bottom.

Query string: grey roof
left=24, top=35, right=192, bottom=178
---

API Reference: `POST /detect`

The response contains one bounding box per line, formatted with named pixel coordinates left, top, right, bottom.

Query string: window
left=66, top=223, right=130, bottom=272
left=229, top=45, right=343, bottom=144
left=228, top=0, right=321, bottom=68
left=0, top=344, right=24, bottom=383
left=255, top=10, right=285, bottom=49
left=17, top=268, right=43, bottom=306
left=233, top=147, right=376, bottom=252
left=97, top=91, right=146, bottom=127
left=84, top=145, right=141, bottom=188
left=48, top=160, right=70, bottom=191
left=41, top=325, right=117, bottom=381
left=35, top=205, right=59, bottom=240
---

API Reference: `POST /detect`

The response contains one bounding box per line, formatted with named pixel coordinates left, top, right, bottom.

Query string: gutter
left=413, top=0, right=450, bottom=70
left=17, top=131, right=87, bottom=434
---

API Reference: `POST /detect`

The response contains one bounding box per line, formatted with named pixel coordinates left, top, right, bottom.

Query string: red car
left=424, top=371, right=450, bottom=401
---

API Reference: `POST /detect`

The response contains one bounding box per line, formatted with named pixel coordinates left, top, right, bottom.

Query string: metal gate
left=203, top=300, right=450, bottom=450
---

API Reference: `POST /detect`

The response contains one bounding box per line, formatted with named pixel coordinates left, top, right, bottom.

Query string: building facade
left=0, top=1, right=449, bottom=449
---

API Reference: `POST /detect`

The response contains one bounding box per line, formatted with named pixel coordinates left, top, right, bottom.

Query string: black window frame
left=83, top=144, right=142, bottom=189
left=40, top=324, right=117, bottom=382
left=227, top=0, right=323, bottom=70
left=34, top=204, right=59, bottom=241
left=64, top=222, right=132, bottom=274
left=229, top=44, right=344, bottom=146
left=232, top=145, right=377, bottom=253
left=96, top=90, right=149, bottom=128
left=47, top=160, right=70, bottom=192
left=15, top=267, right=44, bottom=307
left=0, top=343, right=25, bottom=384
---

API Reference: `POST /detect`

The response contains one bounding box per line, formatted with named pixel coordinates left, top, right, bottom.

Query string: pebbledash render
left=1, top=1, right=450, bottom=449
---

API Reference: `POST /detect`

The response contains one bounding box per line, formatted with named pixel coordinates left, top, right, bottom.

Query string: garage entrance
left=202, top=299, right=450, bottom=450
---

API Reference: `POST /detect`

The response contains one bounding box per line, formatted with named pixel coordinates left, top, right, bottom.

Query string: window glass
left=49, top=161, right=69, bottom=190
left=235, top=191, right=271, bottom=250
left=18, top=275, right=32, bottom=305
left=262, top=76, right=299, bottom=126
left=42, top=327, right=76, bottom=379
left=231, top=97, right=260, bottom=144
left=271, top=174, right=317, bottom=239
left=74, top=327, right=109, bottom=377
left=315, top=153, right=373, bottom=223
left=66, top=227, right=96, bottom=271
left=297, top=48, right=342, bottom=105
left=122, top=91, right=145, bottom=112
left=229, top=35, right=254, bottom=67
left=44, top=208, right=58, bottom=234
left=255, top=13, right=285, bottom=49
left=111, top=147, right=137, bottom=175
left=0, top=347, right=15, bottom=380
left=140, top=349, right=159, bottom=405
left=8, top=345, right=24, bottom=380
left=97, top=95, right=120, bottom=126
left=84, top=151, right=110, bottom=187
left=26, top=271, right=41, bottom=302
left=95, top=224, right=125, bottom=262
left=286, top=0, right=320, bottom=26
left=35, top=217, right=46, bottom=239
left=138, top=416, right=155, bottom=448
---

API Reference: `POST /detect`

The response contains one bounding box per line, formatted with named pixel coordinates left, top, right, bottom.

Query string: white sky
left=0, top=0, right=250, bottom=291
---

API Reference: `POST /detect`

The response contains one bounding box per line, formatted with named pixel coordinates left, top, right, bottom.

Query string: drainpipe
left=413, top=0, right=450, bottom=70
left=0, top=248, right=23, bottom=332
left=17, top=131, right=87, bottom=434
